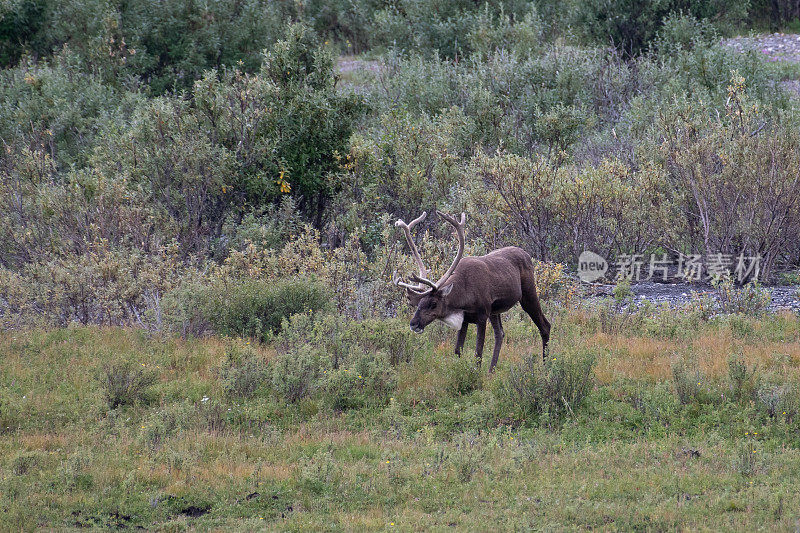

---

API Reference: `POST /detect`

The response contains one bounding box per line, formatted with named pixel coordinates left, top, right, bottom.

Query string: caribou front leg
left=454, top=322, right=468, bottom=356
left=474, top=316, right=487, bottom=369
left=488, top=314, right=504, bottom=373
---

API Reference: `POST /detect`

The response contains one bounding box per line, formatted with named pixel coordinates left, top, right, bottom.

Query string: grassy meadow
left=2, top=307, right=800, bottom=531
left=6, top=0, right=800, bottom=530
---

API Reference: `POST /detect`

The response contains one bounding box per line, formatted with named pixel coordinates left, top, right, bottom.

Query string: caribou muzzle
left=409, top=314, right=426, bottom=333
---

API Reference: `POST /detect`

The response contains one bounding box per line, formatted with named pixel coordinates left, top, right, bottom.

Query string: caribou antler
left=409, top=273, right=438, bottom=291
left=393, top=211, right=467, bottom=294
left=395, top=212, right=429, bottom=280
left=433, top=211, right=466, bottom=288
left=393, top=270, right=429, bottom=295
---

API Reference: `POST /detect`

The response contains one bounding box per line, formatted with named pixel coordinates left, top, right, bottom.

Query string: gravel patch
left=584, top=281, right=800, bottom=313
left=723, top=32, right=800, bottom=62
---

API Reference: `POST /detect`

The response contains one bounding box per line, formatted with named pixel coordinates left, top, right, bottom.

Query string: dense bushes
left=570, top=0, right=748, bottom=55
left=168, top=277, right=330, bottom=342
left=0, top=0, right=288, bottom=92
left=219, top=346, right=269, bottom=398
left=3, top=3, right=800, bottom=334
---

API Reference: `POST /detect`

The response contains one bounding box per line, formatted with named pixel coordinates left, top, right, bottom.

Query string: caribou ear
left=439, top=283, right=454, bottom=297
left=406, top=288, right=424, bottom=306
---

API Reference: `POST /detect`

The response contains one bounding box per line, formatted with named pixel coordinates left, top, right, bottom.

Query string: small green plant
left=727, top=354, right=758, bottom=403
left=643, top=302, right=703, bottom=339
left=734, top=438, right=758, bottom=478
left=319, top=350, right=396, bottom=410
left=598, top=298, right=645, bottom=335
left=443, top=356, right=482, bottom=397
left=613, top=278, right=634, bottom=307
left=138, top=402, right=191, bottom=450
left=672, top=359, right=718, bottom=406
left=686, top=290, right=718, bottom=320
left=0, top=390, right=21, bottom=434
left=298, top=447, right=340, bottom=494
left=447, top=433, right=490, bottom=483
left=98, top=361, right=157, bottom=409
left=777, top=270, right=800, bottom=286
left=756, top=384, right=798, bottom=422
left=10, top=450, right=44, bottom=476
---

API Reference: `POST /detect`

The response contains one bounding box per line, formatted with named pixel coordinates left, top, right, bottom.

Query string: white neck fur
left=441, top=311, right=464, bottom=330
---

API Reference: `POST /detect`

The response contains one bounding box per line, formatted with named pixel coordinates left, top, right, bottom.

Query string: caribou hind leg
left=520, top=274, right=551, bottom=362
left=488, top=314, right=504, bottom=373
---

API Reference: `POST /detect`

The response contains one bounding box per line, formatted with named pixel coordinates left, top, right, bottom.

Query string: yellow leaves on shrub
left=276, top=170, right=291, bottom=194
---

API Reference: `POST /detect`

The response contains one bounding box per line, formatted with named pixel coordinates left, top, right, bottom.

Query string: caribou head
left=392, top=211, right=465, bottom=333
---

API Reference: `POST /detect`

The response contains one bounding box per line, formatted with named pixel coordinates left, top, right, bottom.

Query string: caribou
left=393, top=211, right=551, bottom=372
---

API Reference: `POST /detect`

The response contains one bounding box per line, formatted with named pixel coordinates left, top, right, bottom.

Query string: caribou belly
left=441, top=312, right=465, bottom=330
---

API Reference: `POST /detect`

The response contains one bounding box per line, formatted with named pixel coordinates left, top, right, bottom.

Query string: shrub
left=686, top=290, right=718, bottom=320
left=715, top=276, right=771, bottom=316
left=270, top=344, right=322, bottom=403
left=273, top=313, right=401, bottom=408
left=371, top=1, right=536, bottom=59
left=219, top=346, right=269, bottom=398
left=466, top=5, right=544, bottom=58
left=10, top=450, right=44, bottom=476
left=502, top=349, right=596, bottom=422
left=276, top=313, right=426, bottom=368
left=139, top=401, right=194, bottom=450
left=734, top=438, right=759, bottom=477
left=298, top=447, right=339, bottom=494
left=643, top=302, right=703, bottom=339
left=173, top=277, right=330, bottom=342
left=672, top=360, right=715, bottom=406
left=443, top=357, right=482, bottom=397
left=727, top=354, right=758, bottom=403
left=532, top=261, right=580, bottom=307
left=139, top=399, right=228, bottom=450
left=572, top=3, right=747, bottom=55
left=319, top=350, right=397, bottom=410
left=597, top=283, right=645, bottom=335
left=98, top=361, right=157, bottom=409
left=756, top=384, right=799, bottom=422
left=0, top=389, right=21, bottom=434
left=447, top=433, right=491, bottom=483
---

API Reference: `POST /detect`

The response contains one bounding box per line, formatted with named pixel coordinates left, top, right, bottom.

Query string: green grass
left=1, top=310, right=800, bottom=530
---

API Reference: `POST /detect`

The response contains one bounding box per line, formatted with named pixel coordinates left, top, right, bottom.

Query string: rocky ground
left=585, top=281, right=800, bottom=313
left=724, top=32, right=800, bottom=62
